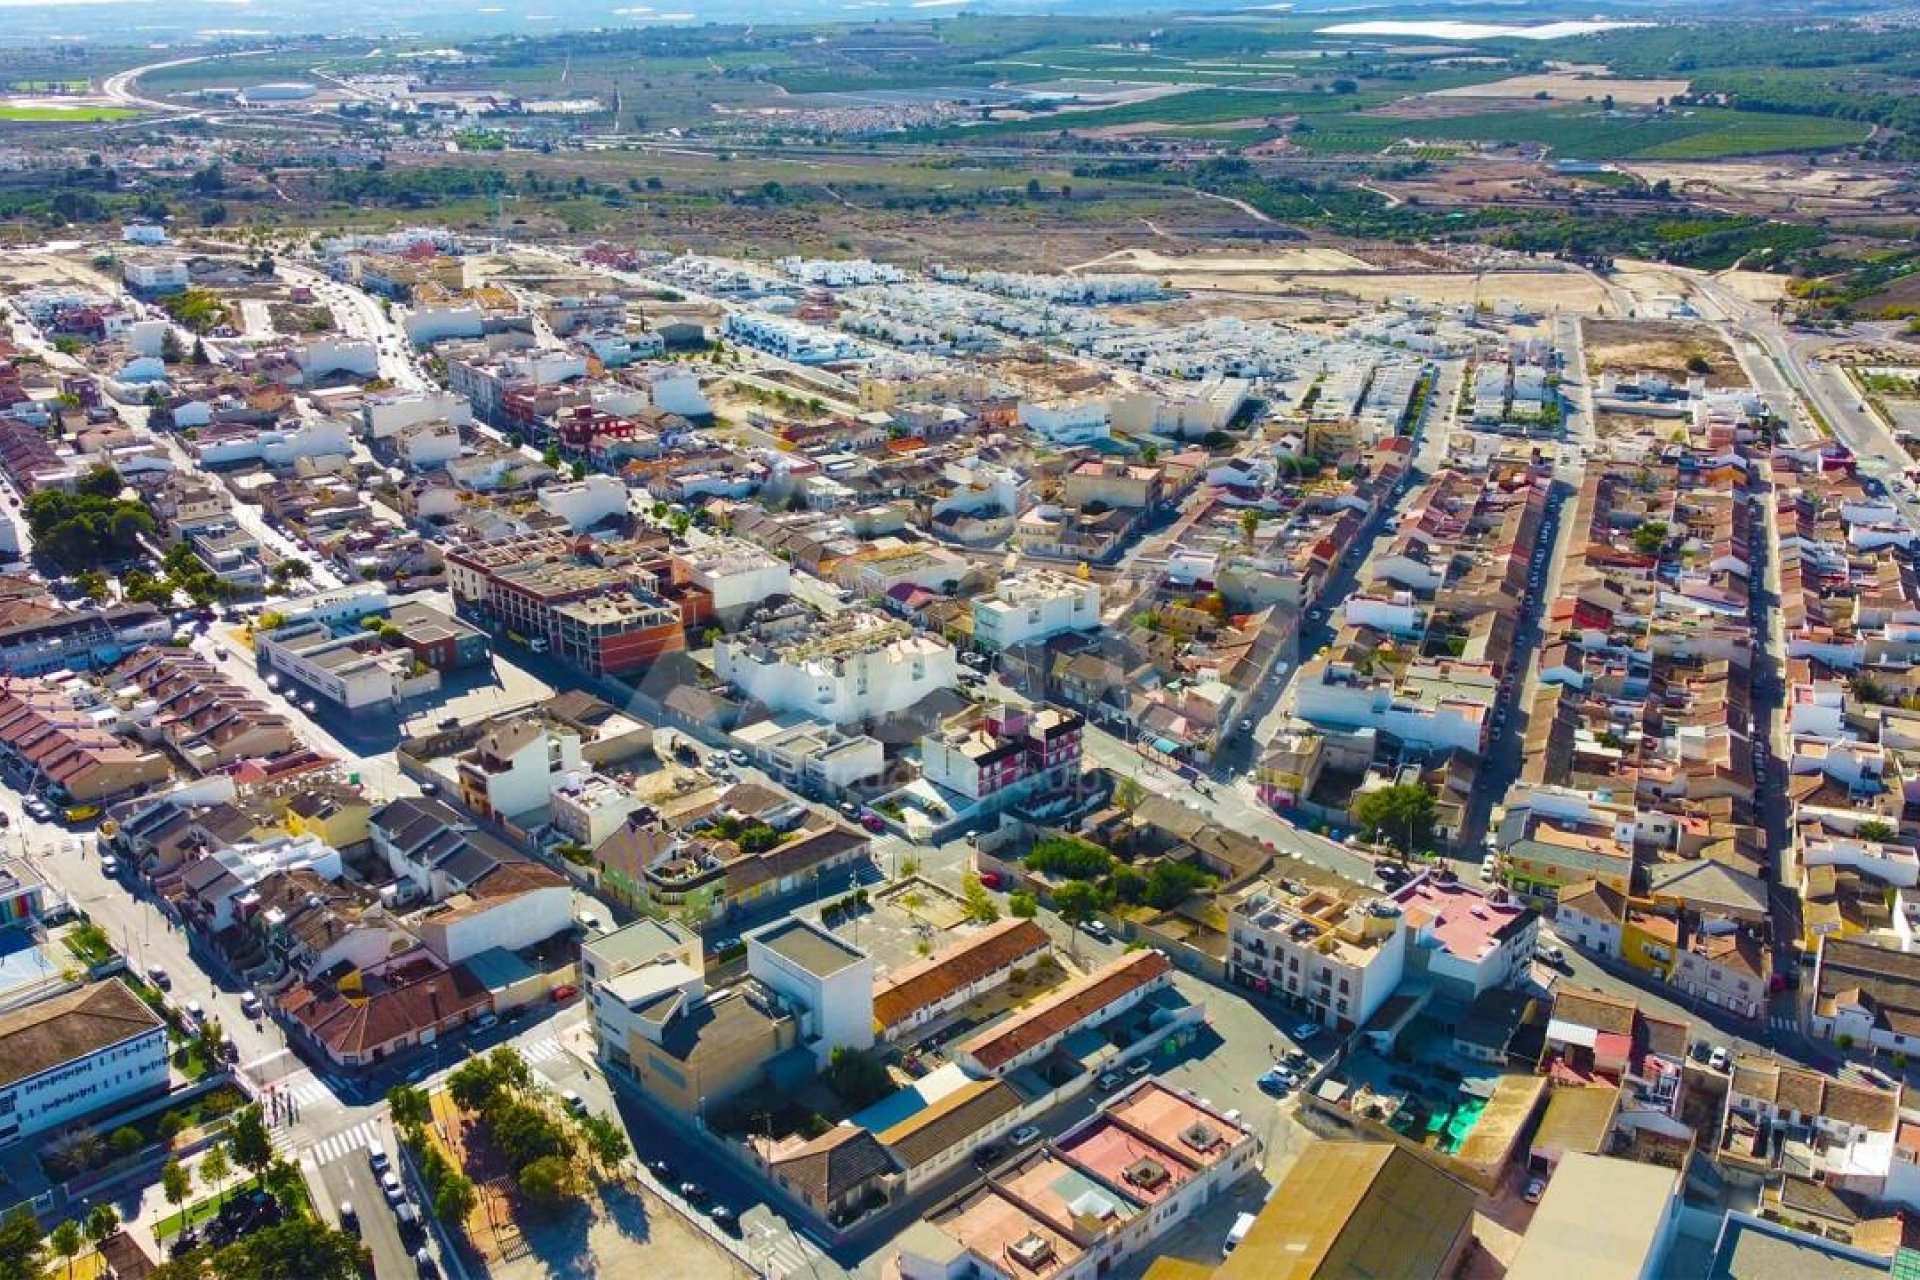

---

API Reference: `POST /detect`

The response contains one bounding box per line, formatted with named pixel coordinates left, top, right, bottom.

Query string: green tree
left=1008, top=889, right=1039, bottom=918
left=433, top=1173, right=477, bottom=1225
left=226, top=1104, right=273, bottom=1178
left=487, top=1044, right=532, bottom=1092
left=1352, top=783, right=1437, bottom=856
left=200, top=1145, right=231, bottom=1209
left=1027, top=837, right=1112, bottom=881
left=1054, top=879, right=1105, bottom=939
left=387, top=1083, right=430, bottom=1132
left=1143, top=860, right=1215, bottom=910
left=823, top=1046, right=893, bottom=1108
left=161, top=1157, right=192, bottom=1217
left=76, top=465, right=123, bottom=499
left=148, top=1218, right=367, bottom=1280
left=109, top=1124, right=145, bottom=1158
left=1631, top=521, right=1669, bottom=556
left=1112, top=774, right=1146, bottom=813
left=515, top=1154, right=578, bottom=1208
left=961, top=873, right=1000, bottom=924
left=0, top=1206, right=44, bottom=1280
left=1857, top=819, right=1898, bottom=843
left=578, top=1112, right=629, bottom=1172
left=1107, top=864, right=1149, bottom=906
left=448, top=1056, right=503, bottom=1113
left=48, top=1219, right=83, bottom=1280
left=84, top=1204, right=120, bottom=1253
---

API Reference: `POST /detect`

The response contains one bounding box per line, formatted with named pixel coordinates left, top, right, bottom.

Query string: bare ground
left=1585, top=317, right=1746, bottom=386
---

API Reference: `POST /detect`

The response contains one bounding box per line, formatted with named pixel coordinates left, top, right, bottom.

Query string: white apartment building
left=1109, top=375, right=1248, bottom=440
left=394, top=419, right=464, bottom=470
left=457, top=719, right=587, bottom=821
left=972, top=571, right=1101, bottom=652
left=745, top=918, right=875, bottom=1067
left=123, top=257, right=189, bottom=294
left=0, top=980, right=168, bottom=1147
left=255, top=618, right=439, bottom=711
left=1293, top=657, right=1495, bottom=754
left=1017, top=397, right=1111, bottom=445
left=683, top=539, right=792, bottom=615
left=1229, top=881, right=1407, bottom=1034
left=297, top=338, right=379, bottom=380
left=715, top=612, right=958, bottom=725
left=537, top=474, right=628, bottom=532
left=363, top=389, right=475, bottom=439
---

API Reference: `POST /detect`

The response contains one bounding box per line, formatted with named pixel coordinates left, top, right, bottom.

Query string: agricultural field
left=1286, top=106, right=1870, bottom=160
left=0, top=103, right=137, bottom=122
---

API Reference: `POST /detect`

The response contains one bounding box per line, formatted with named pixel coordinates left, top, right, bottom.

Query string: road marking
left=302, top=1118, right=385, bottom=1169
left=521, top=1036, right=564, bottom=1065
left=760, top=1229, right=829, bottom=1279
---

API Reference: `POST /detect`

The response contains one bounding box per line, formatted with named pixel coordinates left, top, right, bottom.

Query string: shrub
left=1026, top=837, right=1112, bottom=881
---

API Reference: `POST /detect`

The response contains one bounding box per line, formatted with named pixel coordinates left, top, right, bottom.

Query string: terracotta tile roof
left=1550, top=986, right=1638, bottom=1037
left=873, top=919, right=1051, bottom=1033
left=0, top=978, right=164, bottom=1088
left=767, top=1126, right=898, bottom=1204
left=960, top=950, right=1172, bottom=1073
left=877, top=1079, right=1022, bottom=1170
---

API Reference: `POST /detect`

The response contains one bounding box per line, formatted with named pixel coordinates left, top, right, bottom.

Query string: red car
left=860, top=814, right=885, bottom=833
left=978, top=872, right=1004, bottom=890
left=551, top=984, right=579, bottom=1003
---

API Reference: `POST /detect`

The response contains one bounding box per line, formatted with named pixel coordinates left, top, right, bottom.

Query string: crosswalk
left=272, top=1073, right=336, bottom=1110
left=521, top=1035, right=565, bottom=1066
left=759, top=1229, right=830, bottom=1280
left=1770, top=1013, right=1800, bottom=1034
left=297, top=1118, right=386, bottom=1171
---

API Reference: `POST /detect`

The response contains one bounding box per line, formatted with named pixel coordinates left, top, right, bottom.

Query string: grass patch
left=0, top=105, right=137, bottom=122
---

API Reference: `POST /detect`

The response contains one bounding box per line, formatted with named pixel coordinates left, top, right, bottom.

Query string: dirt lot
left=1156, top=267, right=1614, bottom=313
left=1069, top=245, right=1375, bottom=274
left=487, top=1179, right=752, bottom=1280
left=1584, top=318, right=1746, bottom=386
left=1428, top=73, right=1691, bottom=105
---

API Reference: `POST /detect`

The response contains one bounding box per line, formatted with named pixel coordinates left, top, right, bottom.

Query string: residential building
left=406, top=861, right=573, bottom=966
left=549, top=772, right=642, bottom=849
left=1813, top=936, right=1920, bottom=1056
left=122, top=257, right=189, bottom=295
left=746, top=918, right=876, bottom=1067
left=1392, top=875, right=1539, bottom=999
left=953, top=949, right=1174, bottom=1078
left=1229, top=880, right=1406, bottom=1034
left=715, top=610, right=958, bottom=726
left=456, top=718, right=586, bottom=822
left=0, top=677, right=171, bottom=803
left=972, top=571, right=1101, bottom=653
left=920, top=706, right=1084, bottom=811
left=0, top=979, right=167, bottom=1147
left=1721, top=1055, right=1899, bottom=1199
left=874, top=919, right=1051, bottom=1044
left=730, top=718, right=885, bottom=793
left=281, top=957, right=493, bottom=1069
left=895, top=1080, right=1260, bottom=1280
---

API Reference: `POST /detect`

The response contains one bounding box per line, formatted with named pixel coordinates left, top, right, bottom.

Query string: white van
left=1223, top=1212, right=1257, bottom=1258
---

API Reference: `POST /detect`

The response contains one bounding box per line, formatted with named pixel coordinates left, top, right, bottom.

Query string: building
left=1393, top=875, right=1539, bottom=1000
left=456, top=719, right=586, bottom=822
left=715, top=611, right=958, bottom=726
left=874, top=919, right=1052, bottom=1044
left=1141, top=1140, right=1476, bottom=1280
left=895, top=1080, right=1261, bottom=1280
left=920, top=706, right=1085, bottom=811
left=972, top=572, right=1101, bottom=653
left=1812, top=936, right=1920, bottom=1056
left=681, top=539, right=793, bottom=618
left=954, top=949, right=1173, bottom=1078
left=0, top=979, right=168, bottom=1147
left=406, top=861, right=573, bottom=966
left=746, top=918, right=876, bottom=1067
left=1228, top=880, right=1406, bottom=1034
left=549, top=771, right=642, bottom=849
left=281, top=959, right=493, bottom=1070
left=122, top=257, right=189, bottom=296
left=0, top=677, right=172, bottom=803
left=1505, top=1154, right=1680, bottom=1280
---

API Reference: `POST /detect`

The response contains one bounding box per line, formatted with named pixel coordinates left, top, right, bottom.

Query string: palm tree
left=84, top=1204, right=119, bottom=1258
left=48, top=1219, right=82, bottom=1280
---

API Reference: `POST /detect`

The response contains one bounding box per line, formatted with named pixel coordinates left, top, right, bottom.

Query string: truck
left=1223, top=1212, right=1257, bottom=1258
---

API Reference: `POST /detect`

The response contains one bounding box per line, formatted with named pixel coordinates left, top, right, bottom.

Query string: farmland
left=1286, top=106, right=1870, bottom=160
left=0, top=104, right=137, bottom=122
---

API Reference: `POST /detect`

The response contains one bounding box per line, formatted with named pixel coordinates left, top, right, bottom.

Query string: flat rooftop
left=748, top=917, right=868, bottom=978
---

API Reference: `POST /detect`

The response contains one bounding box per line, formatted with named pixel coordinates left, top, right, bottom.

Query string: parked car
left=978, top=871, right=1004, bottom=890
left=1256, top=1070, right=1292, bottom=1097
left=1096, top=1072, right=1123, bottom=1093
left=146, top=964, right=170, bottom=990
left=728, top=748, right=749, bottom=766
left=184, top=999, right=204, bottom=1025
left=240, top=993, right=263, bottom=1019
left=678, top=1182, right=709, bottom=1205
left=414, top=1247, right=439, bottom=1278
left=562, top=1090, right=586, bottom=1113
left=646, top=1158, right=677, bottom=1183
left=1535, top=944, right=1566, bottom=966
left=99, top=855, right=120, bottom=877
left=1083, top=919, right=1110, bottom=940
left=551, top=983, right=579, bottom=1002
left=381, top=1171, right=406, bottom=1205
left=707, top=1204, right=739, bottom=1233
left=1009, top=1125, right=1041, bottom=1147
left=1522, top=1177, right=1546, bottom=1205
left=1290, top=1021, right=1320, bottom=1042
left=1709, top=1045, right=1731, bottom=1072
left=339, top=1202, right=357, bottom=1233
left=472, top=1012, right=498, bottom=1033
left=1125, top=1059, right=1151, bottom=1078
left=369, top=1145, right=390, bottom=1174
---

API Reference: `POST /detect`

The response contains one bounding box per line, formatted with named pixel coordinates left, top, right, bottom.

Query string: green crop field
left=0, top=104, right=137, bottom=122
left=1286, top=106, right=1869, bottom=161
